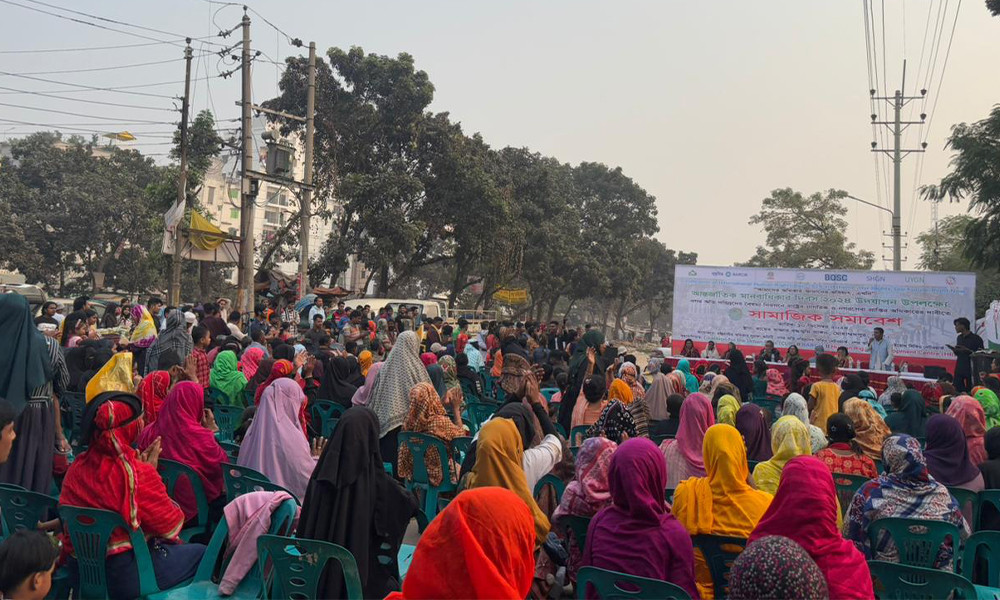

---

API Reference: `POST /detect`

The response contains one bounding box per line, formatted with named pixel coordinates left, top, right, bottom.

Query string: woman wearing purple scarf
left=580, top=438, right=696, bottom=598
left=924, top=414, right=984, bottom=492
left=735, top=403, right=773, bottom=462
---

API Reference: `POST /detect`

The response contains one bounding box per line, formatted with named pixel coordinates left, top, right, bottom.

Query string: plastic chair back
left=832, top=473, right=870, bottom=516
left=218, top=440, right=240, bottom=461
left=534, top=473, right=566, bottom=504
left=398, top=432, right=458, bottom=519
left=213, top=404, right=243, bottom=442
left=450, top=436, right=473, bottom=465
left=561, top=515, right=592, bottom=555
left=60, top=391, right=87, bottom=448
left=540, top=388, right=560, bottom=403
left=464, top=402, right=497, bottom=432
left=868, top=560, right=977, bottom=599
left=867, top=517, right=961, bottom=570
left=665, top=488, right=675, bottom=504
left=310, top=400, right=344, bottom=439
left=751, top=398, right=780, bottom=423
left=691, top=534, right=747, bottom=599
left=576, top=566, right=692, bottom=600
left=570, top=426, right=590, bottom=446
left=981, top=490, right=1000, bottom=531
left=948, top=486, right=980, bottom=529
left=207, top=386, right=232, bottom=408
left=257, top=534, right=363, bottom=600
left=59, top=505, right=163, bottom=599
left=961, top=530, right=1000, bottom=587
left=0, top=487, right=57, bottom=538
left=221, top=462, right=270, bottom=502
left=157, top=458, right=211, bottom=541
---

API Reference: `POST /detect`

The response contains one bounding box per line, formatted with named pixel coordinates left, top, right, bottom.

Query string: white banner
left=672, top=265, right=976, bottom=364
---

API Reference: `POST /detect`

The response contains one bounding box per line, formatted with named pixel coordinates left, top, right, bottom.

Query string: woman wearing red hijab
left=748, top=455, right=873, bottom=600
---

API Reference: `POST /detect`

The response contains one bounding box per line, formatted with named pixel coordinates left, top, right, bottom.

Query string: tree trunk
left=376, top=265, right=390, bottom=296
left=545, top=295, right=559, bottom=323
left=600, top=305, right=611, bottom=337
left=614, top=296, right=628, bottom=338
left=562, top=297, right=577, bottom=324
left=199, top=261, right=211, bottom=300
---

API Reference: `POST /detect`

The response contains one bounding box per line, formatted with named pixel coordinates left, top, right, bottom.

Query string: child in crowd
left=809, top=354, right=841, bottom=430
left=0, top=530, right=61, bottom=600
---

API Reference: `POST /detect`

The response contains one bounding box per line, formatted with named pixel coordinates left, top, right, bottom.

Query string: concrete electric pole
left=237, top=9, right=256, bottom=314
left=298, top=41, right=316, bottom=299
left=168, top=40, right=193, bottom=305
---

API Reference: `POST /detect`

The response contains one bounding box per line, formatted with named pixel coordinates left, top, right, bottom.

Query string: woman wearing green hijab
left=210, top=350, right=247, bottom=406
left=975, top=388, right=1000, bottom=429
left=677, top=358, right=699, bottom=394
left=885, top=388, right=927, bottom=438
left=559, top=329, right=606, bottom=432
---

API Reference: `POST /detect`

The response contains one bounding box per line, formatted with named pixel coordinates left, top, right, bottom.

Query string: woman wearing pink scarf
left=765, top=368, right=788, bottom=396
left=137, top=381, right=228, bottom=520
left=351, top=361, right=384, bottom=407
left=237, top=378, right=318, bottom=499
left=238, top=347, right=265, bottom=381
left=660, top=392, right=715, bottom=488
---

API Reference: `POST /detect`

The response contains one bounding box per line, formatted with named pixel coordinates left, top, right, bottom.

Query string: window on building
left=229, top=188, right=239, bottom=200
left=228, top=227, right=237, bottom=236
left=229, top=208, right=240, bottom=220
left=264, top=209, right=284, bottom=226
left=207, top=186, right=216, bottom=206
left=266, top=189, right=288, bottom=207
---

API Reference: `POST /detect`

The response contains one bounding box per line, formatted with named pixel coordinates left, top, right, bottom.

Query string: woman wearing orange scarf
left=672, top=423, right=773, bottom=599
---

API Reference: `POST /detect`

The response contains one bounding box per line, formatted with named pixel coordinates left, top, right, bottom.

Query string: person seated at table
left=671, top=424, right=772, bottom=599
left=137, top=381, right=228, bottom=527
left=721, top=342, right=738, bottom=361
left=845, top=434, right=969, bottom=570
left=814, top=413, right=877, bottom=478
left=701, top=340, right=720, bottom=359
left=580, top=438, right=697, bottom=598
left=784, top=344, right=801, bottom=365
left=748, top=456, right=873, bottom=600
left=59, top=393, right=206, bottom=600
left=836, top=346, right=854, bottom=369
left=679, top=339, right=700, bottom=358
left=759, top=340, right=782, bottom=363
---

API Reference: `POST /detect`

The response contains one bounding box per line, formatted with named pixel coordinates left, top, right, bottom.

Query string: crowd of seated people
left=4, top=291, right=1000, bottom=599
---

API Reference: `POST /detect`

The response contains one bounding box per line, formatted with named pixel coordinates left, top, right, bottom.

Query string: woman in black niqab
left=296, top=407, right=418, bottom=599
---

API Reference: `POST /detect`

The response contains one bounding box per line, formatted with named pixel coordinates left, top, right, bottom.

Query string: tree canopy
left=743, top=188, right=876, bottom=270
left=915, top=214, right=1000, bottom=316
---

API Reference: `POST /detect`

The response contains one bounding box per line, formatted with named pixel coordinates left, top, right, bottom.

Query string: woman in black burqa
left=296, top=406, right=418, bottom=598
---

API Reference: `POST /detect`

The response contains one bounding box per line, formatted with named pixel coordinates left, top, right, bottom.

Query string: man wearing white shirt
left=867, top=327, right=894, bottom=370
left=308, top=297, right=326, bottom=324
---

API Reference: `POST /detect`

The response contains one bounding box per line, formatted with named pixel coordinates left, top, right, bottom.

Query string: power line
left=0, top=40, right=186, bottom=54
left=0, top=117, right=173, bottom=134
left=0, top=101, right=174, bottom=124
left=923, top=0, right=963, bottom=145
left=13, top=0, right=227, bottom=47
left=247, top=7, right=294, bottom=45
left=0, top=84, right=177, bottom=111
left=0, top=70, right=213, bottom=98
left=3, top=56, right=209, bottom=76
left=0, top=0, right=189, bottom=47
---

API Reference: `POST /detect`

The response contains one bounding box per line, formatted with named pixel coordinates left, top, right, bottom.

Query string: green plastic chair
left=60, top=505, right=193, bottom=599
left=948, top=486, right=980, bottom=529
left=868, top=560, right=977, bottom=599
left=874, top=459, right=884, bottom=474
left=961, top=530, right=1000, bottom=587
left=867, top=517, right=961, bottom=570
left=691, top=534, right=747, bottom=599
left=257, top=534, right=363, bottom=600
left=483, top=374, right=496, bottom=400
left=555, top=423, right=567, bottom=438
left=221, top=462, right=270, bottom=502
left=147, top=498, right=299, bottom=600
left=464, top=402, right=497, bottom=432
left=570, top=426, right=590, bottom=446
left=576, top=566, right=692, bottom=600
left=218, top=440, right=240, bottom=461
left=398, top=433, right=458, bottom=520
left=561, top=515, right=592, bottom=556
left=752, top=398, right=780, bottom=423
left=980, top=490, right=1000, bottom=531
left=207, top=387, right=232, bottom=408
left=212, top=405, right=243, bottom=443
left=449, top=436, right=473, bottom=465
left=157, top=459, right=211, bottom=542
left=831, top=473, right=870, bottom=516
left=310, top=400, right=345, bottom=439
left=534, top=473, right=566, bottom=504
left=0, top=487, right=57, bottom=538
left=540, top=387, right=560, bottom=403
left=665, top=488, right=675, bottom=504
left=60, top=391, right=88, bottom=449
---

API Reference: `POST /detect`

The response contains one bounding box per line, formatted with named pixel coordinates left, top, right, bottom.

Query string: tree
left=743, top=188, right=875, bottom=270
left=988, top=0, right=1000, bottom=17
left=922, top=105, right=1000, bottom=268
left=915, top=214, right=1000, bottom=316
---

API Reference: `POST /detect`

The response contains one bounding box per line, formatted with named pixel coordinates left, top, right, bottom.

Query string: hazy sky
left=3, top=0, right=999, bottom=270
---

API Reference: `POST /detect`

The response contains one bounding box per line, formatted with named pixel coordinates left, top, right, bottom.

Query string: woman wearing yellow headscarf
left=464, top=418, right=550, bottom=544
left=716, top=394, right=740, bottom=426
left=672, top=424, right=772, bottom=599
left=751, top=415, right=812, bottom=495
left=358, top=350, right=373, bottom=377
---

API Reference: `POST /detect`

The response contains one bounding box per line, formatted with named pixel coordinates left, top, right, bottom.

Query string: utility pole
left=237, top=9, right=256, bottom=314
left=168, top=39, right=193, bottom=306
left=298, top=41, right=316, bottom=299
left=870, top=62, right=926, bottom=270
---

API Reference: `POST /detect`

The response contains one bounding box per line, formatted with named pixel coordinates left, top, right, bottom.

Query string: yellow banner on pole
left=189, top=210, right=226, bottom=250
left=492, top=288, right=529, bottom=305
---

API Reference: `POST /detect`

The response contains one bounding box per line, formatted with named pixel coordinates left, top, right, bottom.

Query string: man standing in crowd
left=867, top=327, right=894, bottom=371
left=201, top=302, right=229, bottom=348
left=949, top=317, right=984, bottom=393
left=309, top=296, right=326, bottom=324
